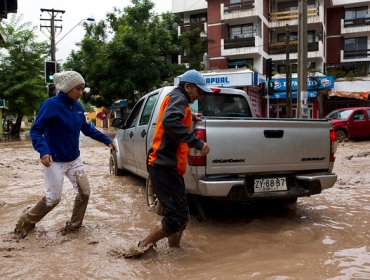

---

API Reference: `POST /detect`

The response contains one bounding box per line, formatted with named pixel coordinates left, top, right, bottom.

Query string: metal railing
left=343, top=49, right=370, bottom=59
left=224, top=0, right=255, bottom=13
left=268, top=41, right=318, bottom=54
left=344, top=17, right=370, bottom=27
left=180, top=22, right=206, bottom=34
left=270, top=7, right=318, bottom=21
left=224, top=36, right=255, bottom=49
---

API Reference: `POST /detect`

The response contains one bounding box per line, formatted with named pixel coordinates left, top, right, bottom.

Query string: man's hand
left=108, top=142, right=116, bottom=151
left=194, top=112, right=203, bottom=122
left=41, top=154, right=52, bottom=167
left=200, top=142, right=210, bottom=155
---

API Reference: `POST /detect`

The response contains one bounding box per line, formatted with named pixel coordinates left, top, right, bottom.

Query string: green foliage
left=179, top=27, right=207, bottom=70
left=0, top=14, right=49, bottom=134
left=63, top=0, right=191, bottom=108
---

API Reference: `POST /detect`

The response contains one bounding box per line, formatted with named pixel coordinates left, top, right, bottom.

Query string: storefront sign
left=272, top=76, right=334, bottom=92
left=203, top=71, right=254, bottom=87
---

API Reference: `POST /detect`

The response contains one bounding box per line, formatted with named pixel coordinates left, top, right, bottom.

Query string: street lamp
left=56, top=17, right=95, bottom=45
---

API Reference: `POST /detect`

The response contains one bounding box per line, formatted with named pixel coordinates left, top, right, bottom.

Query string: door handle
left=264, top=130, right=284, bottom=138
left=141, top=130, right=147, bottom=137
left=129, top=131, right=134, bottom=138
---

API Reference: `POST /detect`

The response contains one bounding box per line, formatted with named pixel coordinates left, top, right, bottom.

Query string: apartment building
left=172, top=0, right=370, bottom=76
left=327, top=0, right=370, bottom=76
left=172, top=0, right=370, bottom=117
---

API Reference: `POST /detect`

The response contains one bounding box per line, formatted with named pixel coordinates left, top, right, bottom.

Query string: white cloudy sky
left=14, top=0, right=172, bottom=61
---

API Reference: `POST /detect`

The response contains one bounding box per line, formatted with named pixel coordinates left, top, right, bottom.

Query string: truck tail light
left=188, top=129, right=206, bottom=166
left=330, top=129, right=337, bottom=162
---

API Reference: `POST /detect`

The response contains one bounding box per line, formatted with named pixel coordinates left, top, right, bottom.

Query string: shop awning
left=329, top=90, right=370, bottom=100
left=269, top=91, right=317, bottom=99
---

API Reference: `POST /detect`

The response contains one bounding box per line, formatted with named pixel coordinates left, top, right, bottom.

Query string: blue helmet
left=180, top=70, right=212, bottom=93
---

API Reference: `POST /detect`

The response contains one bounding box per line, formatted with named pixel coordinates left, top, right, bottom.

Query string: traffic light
left=268, top=80, right=275, bottom=96
left=258, top=82, right=266, bottom=96
left=266, top=58, right=274, bottom=80
left=45, top=61, right=57, bottom=84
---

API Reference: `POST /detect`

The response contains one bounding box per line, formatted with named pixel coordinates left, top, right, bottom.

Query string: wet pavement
left=0, top=133, right=369, bottom=279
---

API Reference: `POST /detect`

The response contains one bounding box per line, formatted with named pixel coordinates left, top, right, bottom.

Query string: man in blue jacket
left=14, top=71, right=115, bottom=239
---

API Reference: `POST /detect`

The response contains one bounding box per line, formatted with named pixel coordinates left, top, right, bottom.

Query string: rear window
left=191, top=93, right=252, bottom=117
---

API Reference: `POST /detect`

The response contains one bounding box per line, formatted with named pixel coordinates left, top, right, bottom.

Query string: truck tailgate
left=203, top=118, right=332, bottom=175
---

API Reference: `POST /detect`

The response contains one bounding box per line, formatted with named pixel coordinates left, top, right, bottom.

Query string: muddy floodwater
left=0, top=133, right=369, bottom=280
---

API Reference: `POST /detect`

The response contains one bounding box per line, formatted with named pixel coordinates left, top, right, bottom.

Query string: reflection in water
left=0, top=136, right=369, bottom=279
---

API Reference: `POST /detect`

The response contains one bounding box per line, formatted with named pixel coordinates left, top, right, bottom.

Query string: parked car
left=326, top=107, right=370, bottom=142
left=110, top=86, right=337, bottom=210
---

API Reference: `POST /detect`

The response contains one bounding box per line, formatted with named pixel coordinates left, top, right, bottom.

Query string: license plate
left=254, top=177, right=287, bottom=193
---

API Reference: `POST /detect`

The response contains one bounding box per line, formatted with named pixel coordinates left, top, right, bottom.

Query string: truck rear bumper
left=197, top=173, right=337, bottom=200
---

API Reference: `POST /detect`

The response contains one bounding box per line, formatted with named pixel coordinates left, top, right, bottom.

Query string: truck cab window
left=198, top=93, right=252, bottom=117
left=139, top=93, right=159, bottom=126
left=125, top=99, right=144, bottom=128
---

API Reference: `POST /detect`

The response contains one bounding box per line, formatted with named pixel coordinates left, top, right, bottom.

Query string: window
left=277, top=32, right=298, bottom=42
left=139, top=93, right=159, bottom=126
left=125, top=100, right=144, bottom=128
left=193, top=93, right=252, bottom=117
left=190, top=13, right=207, bottom=23
left=345, top=6, right=368, bottom=20
left=352, top=110, right=365, bottom=121
left=344, top=37, right=367, bottom=58
left=230, top=24, right=255, bottom=39
left=307, top=31, right=315, bottom=43
left=228, top=58, right=253, bottom=69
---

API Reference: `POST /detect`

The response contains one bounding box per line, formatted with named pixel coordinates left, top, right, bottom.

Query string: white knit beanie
left=53, top=71, right=85, bottom=93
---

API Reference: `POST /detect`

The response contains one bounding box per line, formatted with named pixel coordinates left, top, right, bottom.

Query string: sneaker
left=14, top=215, right=35, bottom=239
left=123, top=241, right=155, bottom=259
left=59, top=222, right=79, bottom=236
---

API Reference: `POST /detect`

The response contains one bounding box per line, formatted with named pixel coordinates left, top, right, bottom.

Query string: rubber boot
left=61, top=172, right=90, bottom=236
left=14, top=196, right=59, bottom=239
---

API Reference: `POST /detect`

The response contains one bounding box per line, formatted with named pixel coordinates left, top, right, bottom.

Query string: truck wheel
left=336, top=130, right=347, bottom=142
left=109, top=152, right=126, bottom=176
left=145, top=178, right=163, bottom=216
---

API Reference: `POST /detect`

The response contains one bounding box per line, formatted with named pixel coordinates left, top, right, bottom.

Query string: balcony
left=224, top=37, right=255, bottom=49
left=221, top=0, right=257, bottom=23
left=221, top=36, right=263, bottom=57
left=269, top=41, right=319, bottom=55
left=341, top=49, right=370, bottom=62
left=179, top=22, right=207, bottom=35
left=223, top=0, right=254, bottom=13
left=269, top=7, right=320, bottom=28
left=341, top=18, right=370, bottom=35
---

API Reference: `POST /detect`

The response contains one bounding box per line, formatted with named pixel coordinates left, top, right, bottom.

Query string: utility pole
left=285, top=24, right=292, bottom=118
left=40, top=8, right=65, bottom=61
left=297, top=0, right=308, bottom=118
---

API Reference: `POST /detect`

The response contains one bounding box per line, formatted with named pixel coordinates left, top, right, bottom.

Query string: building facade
left=172, top=0, right=370, bottom=117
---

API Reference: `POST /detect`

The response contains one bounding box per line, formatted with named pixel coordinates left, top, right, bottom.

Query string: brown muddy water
left=0, top=134, right=369, bottom=280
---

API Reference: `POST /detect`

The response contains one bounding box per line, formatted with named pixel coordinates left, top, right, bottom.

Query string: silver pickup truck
left=110, top=86, right=337, bottom=207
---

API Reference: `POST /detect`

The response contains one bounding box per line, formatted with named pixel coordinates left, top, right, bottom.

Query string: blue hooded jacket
left=30, top=92, right=112, bottom=162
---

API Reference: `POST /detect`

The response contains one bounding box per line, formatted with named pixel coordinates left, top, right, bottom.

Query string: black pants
left=148, top=165, right=189, bottom=235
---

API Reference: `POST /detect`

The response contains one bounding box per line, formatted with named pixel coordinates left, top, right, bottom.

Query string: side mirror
left=112, top=118, right=125, bottom=129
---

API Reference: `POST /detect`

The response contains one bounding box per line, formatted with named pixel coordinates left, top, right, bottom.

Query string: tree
left=62, top=0, right=185, bottom=109
left=179, top=27, right=207, bottom=70
left=0, top=14, right=49, bottom=135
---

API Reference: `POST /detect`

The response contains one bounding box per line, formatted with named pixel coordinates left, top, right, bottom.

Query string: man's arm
left=162, top=94, right=204, bottom=150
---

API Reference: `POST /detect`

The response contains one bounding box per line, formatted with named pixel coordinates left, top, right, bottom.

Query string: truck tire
left=109, top=152, right=126, bottom=176
left=336, top=130, right=347, bottom=142
left=145, top=177, right=163, bottom=216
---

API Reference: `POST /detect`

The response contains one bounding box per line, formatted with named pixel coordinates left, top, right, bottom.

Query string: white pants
left=43, top=157, right=90, bottom=206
